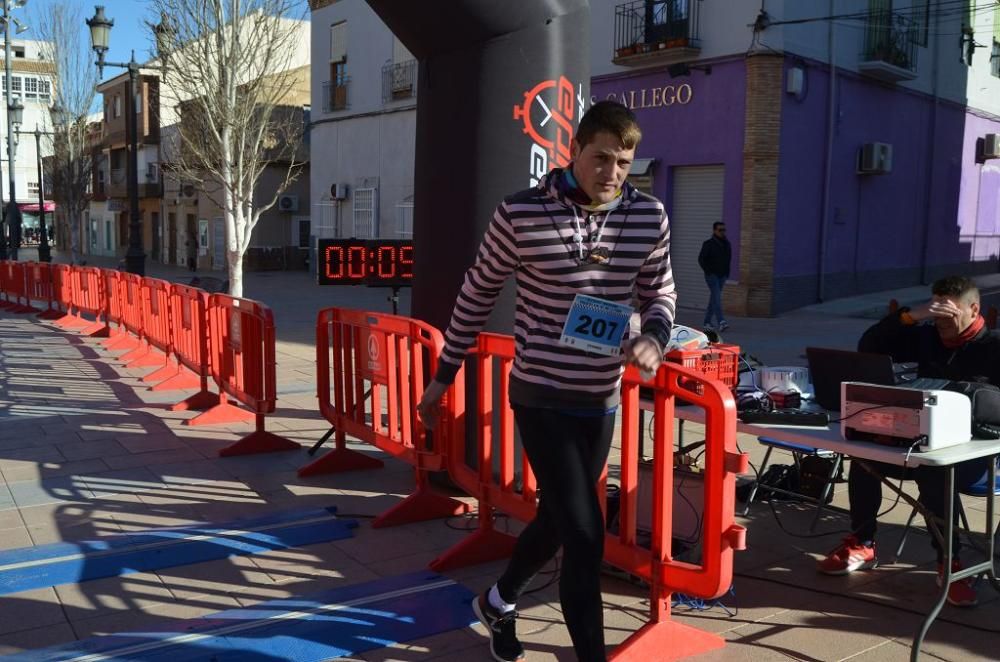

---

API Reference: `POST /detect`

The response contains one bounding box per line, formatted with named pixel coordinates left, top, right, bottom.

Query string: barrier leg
left=218, top=414, right=300, bottom=457
left=150, top=367, right=202, bottom=391
left=372, top=470, right=472, bottom=528
left=183, top=394, right=256, bottom=426
left=428, top=509, right=518, bottom=572
left=37, top=304, right=65, bottom=320
left=103, top=329, right=138, bottom=350
left=142, top=361, right=181, bottom=384
left=609, top=616, right=726, bottom=661
left=169, top=378, right=218, bottom=411
left=297, top=429, right=384, bottom=476
left=125, top=350, right=167, bottom=369
left=118, top=343, right=150, bottom=363
left=79, top=321, right=110, bottom=337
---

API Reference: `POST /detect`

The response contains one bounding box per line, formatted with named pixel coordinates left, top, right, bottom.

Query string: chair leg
left=892, top=505, right=920, bottom=564
left=809, top=454, right=843, bottom=533
left=743, top=446, right=775, bottom=517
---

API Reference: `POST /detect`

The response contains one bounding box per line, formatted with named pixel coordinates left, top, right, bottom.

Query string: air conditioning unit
left=983, top=134, right=1000, bottom=160
left=180, top=183, right=197, bottom=199
left=330, top=183, right=348, bottom=200
left=278, top=194, right=299, bottom=212
left=146, top=163, right=158, bottom=181
left=857, top=142, right=893, bottom=175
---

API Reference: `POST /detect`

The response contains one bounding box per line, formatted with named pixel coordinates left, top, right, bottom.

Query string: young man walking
left=698, top=221, right=730, bottom=331
left=417, top=101, right=676, bottom=662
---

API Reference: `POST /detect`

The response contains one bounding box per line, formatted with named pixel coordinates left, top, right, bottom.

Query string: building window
left=13, top=46, right=24, bottom=58
left=113, top=95, right=121, bottom=118
left=353, top=187, right=377, bottom=238
left=27, top=181, right=39, bottom=197
left=992, top=40, right=1000, bottom=78
left=23, top=77, right=37, bottom=100
left=38, top=79, right=50, bottom=103
left=330, top=21, right=346, bottom=63
left=9, top=76, right=21, bottom=94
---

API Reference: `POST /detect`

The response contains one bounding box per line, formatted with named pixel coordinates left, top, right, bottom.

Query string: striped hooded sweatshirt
left=433, top=168, right=677, bottom=410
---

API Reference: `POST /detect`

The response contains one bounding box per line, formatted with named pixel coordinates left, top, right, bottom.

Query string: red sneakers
left=817, top=535, right=878, bottom=575
left=936, top=560, right=978, bottom=607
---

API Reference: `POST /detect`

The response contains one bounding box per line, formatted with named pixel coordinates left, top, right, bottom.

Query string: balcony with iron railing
left=323, top=76, right=351, bottom=112
left=382, top=60, right=417, bottom=103
left=859, top=10, right=918, bottom=82
left=613, top=0, right=701, bottom=66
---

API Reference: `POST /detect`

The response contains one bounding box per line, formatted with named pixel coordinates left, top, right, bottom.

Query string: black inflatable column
left=365, top=1, right=591, bottom=333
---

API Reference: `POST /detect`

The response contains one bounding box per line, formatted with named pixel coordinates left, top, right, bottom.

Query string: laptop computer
left=805, top=347, right=897, bottom=411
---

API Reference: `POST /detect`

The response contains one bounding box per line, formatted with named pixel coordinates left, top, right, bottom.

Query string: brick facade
left=727, top=53, right=783, bottom=317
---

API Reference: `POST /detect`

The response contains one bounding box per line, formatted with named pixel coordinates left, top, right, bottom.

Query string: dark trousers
left=703, top=274, right=725, bottom=326
left=496, top=406, right=614, bottom=662
left=849, top=457, right=993, bottom=561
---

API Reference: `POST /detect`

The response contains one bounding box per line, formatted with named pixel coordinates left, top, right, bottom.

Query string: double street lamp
left=87, top=5, right=144, bottom=276
left=0, top=0, right=29, bottom=261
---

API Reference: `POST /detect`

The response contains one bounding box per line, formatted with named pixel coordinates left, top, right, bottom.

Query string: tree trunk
left=68, top=209, right=81, bottom=263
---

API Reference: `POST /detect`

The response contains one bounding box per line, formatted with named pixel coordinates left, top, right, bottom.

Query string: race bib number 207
left=559, top=294, right=633, bottom=357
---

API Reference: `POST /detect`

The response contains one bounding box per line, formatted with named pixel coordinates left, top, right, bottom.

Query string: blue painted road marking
left=0, top=507, right=357, bottom=596
left=4, top=571, right=476, bottom=662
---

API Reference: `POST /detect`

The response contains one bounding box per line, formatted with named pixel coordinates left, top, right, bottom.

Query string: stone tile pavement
left=0, top=257, right=996, bottom=660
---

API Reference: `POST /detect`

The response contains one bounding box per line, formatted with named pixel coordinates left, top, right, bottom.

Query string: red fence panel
left=70, top=266, right=109, bottom=336
left=185, top=294, right=297, bottom=457
left=26, top=262, right=61, bottom=319
left=50, top=264, right=77, bottom=327
left=157, top=283, right=216, bottom=410
left=123, top=278, right=172, bottom=371
left=298, top=307, right=471, bottom=528
left=100, top=270, right=138, bottom=350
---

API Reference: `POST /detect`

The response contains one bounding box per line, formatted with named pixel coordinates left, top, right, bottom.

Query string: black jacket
left=698, top=236, right=731, bottom=279
left=858, top=310, right=1000, bottom=386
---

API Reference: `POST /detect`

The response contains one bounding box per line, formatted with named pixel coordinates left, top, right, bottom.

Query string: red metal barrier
left=0, top=260, right=9, bottom=308
left=157, top=283, right=217, bottom=411
left=99, top=270, right=127, bottom=348
left=51, top=264, right=77, bottom=327
left=122, top=278, right=172, bottom=371
left=0, top=261, right=36, bottom=313
left=69, top=266, right=109, bottom=336
left=298, top=307, right=471, bottom=528
left=25, top=262, right=62, bottom=320
left=429, top=332, right=748, bottom=660
left=185, top=294, right=298, bottom=456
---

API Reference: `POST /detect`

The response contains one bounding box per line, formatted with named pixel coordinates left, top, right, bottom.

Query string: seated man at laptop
left=818, top=276, right=1000, bottom=607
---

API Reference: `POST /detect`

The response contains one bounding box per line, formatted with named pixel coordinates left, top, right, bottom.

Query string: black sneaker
left=472, top=592, right=525, bottom=662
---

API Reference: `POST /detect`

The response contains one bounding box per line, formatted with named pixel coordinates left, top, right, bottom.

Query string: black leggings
left=496, top=405, right=614, bottom=662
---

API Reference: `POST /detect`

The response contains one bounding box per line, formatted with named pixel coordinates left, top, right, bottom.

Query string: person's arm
left=633, top=209, right=677, bottom=361
left=418, top=203, right=519, bottom=427
left=857, top=307, right=929, bottom=361
left=697, top=240, right=709, bottom=273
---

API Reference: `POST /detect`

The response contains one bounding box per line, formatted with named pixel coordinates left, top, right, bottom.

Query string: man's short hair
left=576, top=101, right=642, bottom=150
left=932, top=275, right=980, bottom=303
left=713, top=222, right=725, bottom=231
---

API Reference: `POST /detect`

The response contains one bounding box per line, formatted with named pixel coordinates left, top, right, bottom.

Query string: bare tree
left=33, top=2, right=97, bottom=264
left=150, top=0, right=307, bottom=296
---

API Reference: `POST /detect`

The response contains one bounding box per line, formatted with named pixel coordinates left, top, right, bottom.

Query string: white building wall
left=310, top=0, right=417, bottom=243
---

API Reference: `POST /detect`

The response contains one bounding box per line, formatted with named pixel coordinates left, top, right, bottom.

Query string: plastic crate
left=665, top=343, right=741, bottom=393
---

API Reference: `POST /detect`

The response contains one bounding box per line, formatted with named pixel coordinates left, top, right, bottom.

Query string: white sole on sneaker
left=819, top=557, right=878, bottom=576
left=472, top=597, right=525, bottom=662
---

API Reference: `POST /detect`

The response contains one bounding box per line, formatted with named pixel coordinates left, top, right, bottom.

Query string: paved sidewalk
left=0, top=255, right=995, bottom=660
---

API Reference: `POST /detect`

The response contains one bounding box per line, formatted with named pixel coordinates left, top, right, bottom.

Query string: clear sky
left=26, top=1, right=311, bottom=70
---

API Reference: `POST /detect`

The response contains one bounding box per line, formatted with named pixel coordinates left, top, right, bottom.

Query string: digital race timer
left=317, top=239, right=414, bottom=287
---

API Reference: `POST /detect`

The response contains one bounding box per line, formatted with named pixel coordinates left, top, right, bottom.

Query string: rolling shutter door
left=669, top=165, right=725, bottom=311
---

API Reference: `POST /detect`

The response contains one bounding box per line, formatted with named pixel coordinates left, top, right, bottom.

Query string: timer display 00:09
left=317, top=239, right=414, bottom=287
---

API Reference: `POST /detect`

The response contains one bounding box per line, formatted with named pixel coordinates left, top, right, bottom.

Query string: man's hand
left=624, top=334, right=663, bottom=378
left=416, top=379, right=448, bottom=430
left=909, top=300, right=962, bottom=324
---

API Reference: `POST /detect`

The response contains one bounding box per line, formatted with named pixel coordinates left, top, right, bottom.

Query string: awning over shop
left=19, top=201, right=56, bottom=213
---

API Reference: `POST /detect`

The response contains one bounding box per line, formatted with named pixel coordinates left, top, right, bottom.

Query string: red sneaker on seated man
left=817, top=276, right=1000, bottom=608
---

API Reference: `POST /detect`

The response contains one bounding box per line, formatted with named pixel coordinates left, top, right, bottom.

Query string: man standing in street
left=698, top=221, right=731, bottom=331
left=416, top=100, right=676, bottom=662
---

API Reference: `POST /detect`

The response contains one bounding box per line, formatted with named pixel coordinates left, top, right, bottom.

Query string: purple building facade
left=593, top=54, right=1000, bottom=316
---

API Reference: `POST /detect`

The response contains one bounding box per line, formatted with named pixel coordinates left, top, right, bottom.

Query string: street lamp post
left=87, top=5, right=144, bottom=276
left=3, top=0, right=28, bottom=260
left=15, top=125, right=51, bottom=262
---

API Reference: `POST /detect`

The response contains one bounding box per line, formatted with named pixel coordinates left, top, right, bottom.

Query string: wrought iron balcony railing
left=860, top=9, right=918, bottom=80
left=613, top=0, right=701, bottom=64
left=323, top=76, right=351, bottom=112
left=382, top=60, right=417, bottom=102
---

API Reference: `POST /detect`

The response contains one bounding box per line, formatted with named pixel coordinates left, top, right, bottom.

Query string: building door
left=118, top=212, right=128, bottom=248
left=669, top=165, right=726, bottom=311
left=213, top=218, right=225, bottom=270
left=151, top=212, right=161, bottom=262
left=168, top=212, right=177, bottom=265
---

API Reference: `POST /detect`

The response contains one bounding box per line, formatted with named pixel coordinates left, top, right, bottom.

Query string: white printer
left=841, top=381, right=971, bottom=451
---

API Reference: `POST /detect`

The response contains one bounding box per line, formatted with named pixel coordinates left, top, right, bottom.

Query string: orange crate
left=665, top=343, right=741, bottom=392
